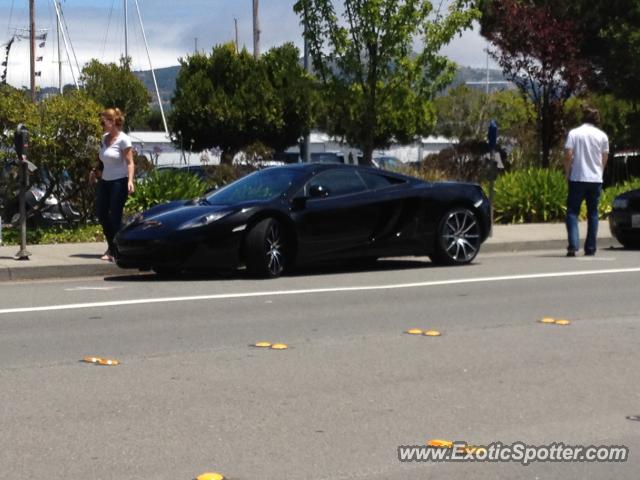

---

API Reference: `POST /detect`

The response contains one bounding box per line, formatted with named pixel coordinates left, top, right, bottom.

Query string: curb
left=0, top=237, right=621, bottom=282
left=0, top=263, right=121, bottom=282
left=482, top=237, right=618, bottom=254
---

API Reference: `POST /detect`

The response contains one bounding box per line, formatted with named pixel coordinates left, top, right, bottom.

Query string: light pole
left=302, top=4, right=311, bottom=163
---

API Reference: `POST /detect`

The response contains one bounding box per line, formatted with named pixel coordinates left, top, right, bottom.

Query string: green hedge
left=0, top=224, right=104, bottom=246
left=492, top=169, right=640, bottom=224
left=125, top=169, right=208, bottom=214
left=493, top=168, right=567, bottom=223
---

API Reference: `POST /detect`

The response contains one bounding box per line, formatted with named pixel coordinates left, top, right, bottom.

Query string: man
left=564, top=107, right=609, bottom=257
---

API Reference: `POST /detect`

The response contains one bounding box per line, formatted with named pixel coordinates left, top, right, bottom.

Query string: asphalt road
left=1, top=248, right=640, bottom=479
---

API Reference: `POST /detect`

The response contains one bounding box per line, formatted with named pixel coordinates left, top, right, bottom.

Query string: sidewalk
left=0, top=221, right=618, bottom=282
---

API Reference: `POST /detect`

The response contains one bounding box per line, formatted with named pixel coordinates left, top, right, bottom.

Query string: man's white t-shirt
left=99, top=132, right=132, bottom=181
left=565, top=123, right=609, bottom=182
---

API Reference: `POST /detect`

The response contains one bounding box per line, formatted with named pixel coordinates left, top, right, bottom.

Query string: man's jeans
left=566, top=181, right=602, bottom=254
left=96, top=178, right=128, bottom=253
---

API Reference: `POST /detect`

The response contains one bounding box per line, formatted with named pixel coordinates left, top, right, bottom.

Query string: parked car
left=372, top=155, right=402, bottom=170
left=609, top=188, right=640, bottom=248
left=114, top=163, right=491, bottom=277
left=1, top=164, right=80, bottom=227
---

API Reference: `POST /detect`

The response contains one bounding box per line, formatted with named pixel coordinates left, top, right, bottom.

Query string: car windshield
left=205, top=167, right=306, bottom=204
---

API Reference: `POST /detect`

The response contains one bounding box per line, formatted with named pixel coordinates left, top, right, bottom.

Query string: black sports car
left=609, top=188, right=640, bottom=248
left=114, top=164, right=491, bottom=277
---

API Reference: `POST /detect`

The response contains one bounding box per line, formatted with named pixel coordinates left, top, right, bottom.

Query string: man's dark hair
left=582, top=106, right=601, bottom=126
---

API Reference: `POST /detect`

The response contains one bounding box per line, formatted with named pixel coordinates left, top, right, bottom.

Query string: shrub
left=493, top=168, right=567, bottom=223
left=0, top=223, right=104, bottom=245
left=125, top=169, right=207, bottom=214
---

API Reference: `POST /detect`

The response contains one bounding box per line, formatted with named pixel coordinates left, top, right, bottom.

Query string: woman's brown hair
left=101, top=108, right=125, bottom=128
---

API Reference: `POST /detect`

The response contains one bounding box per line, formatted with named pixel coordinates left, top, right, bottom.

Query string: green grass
left=0, top=223, right=104, bottom=246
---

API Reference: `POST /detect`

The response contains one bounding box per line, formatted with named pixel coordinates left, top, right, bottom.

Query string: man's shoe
left=566, top=250, right=576, bottom=257
left=584, top=251, right=595, bottom=256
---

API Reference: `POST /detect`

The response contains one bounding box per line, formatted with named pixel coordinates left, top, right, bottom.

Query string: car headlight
left=178, top=211, right=231, bottom=230
left=613, top=198, right=629, bottom=210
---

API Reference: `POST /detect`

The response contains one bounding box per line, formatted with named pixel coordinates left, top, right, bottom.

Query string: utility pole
left=234, top=18, right=239, bottom=54
left=252, top=0, right=260, bottom=59
left=29, top=0, right=36, bottom=102
left=194, top=37, right=198, bottom=54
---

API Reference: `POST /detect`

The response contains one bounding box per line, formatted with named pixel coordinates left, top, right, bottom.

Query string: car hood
left=616, top=188, right=640, bottom=200
left=128, top=198, right=274, bottom=231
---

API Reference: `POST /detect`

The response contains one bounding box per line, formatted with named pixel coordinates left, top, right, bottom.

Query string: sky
left=1, top=0, right=496, bottom=89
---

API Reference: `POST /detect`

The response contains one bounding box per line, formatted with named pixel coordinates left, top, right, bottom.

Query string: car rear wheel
left=430, top=207, right=481, bottom=265
left=245, top=218, right=287, bottom=278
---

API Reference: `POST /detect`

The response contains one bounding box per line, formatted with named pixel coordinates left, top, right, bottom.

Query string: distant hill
left=133, top=65, right=180, bottom=110
left=38, top=64, right=509, bottom=106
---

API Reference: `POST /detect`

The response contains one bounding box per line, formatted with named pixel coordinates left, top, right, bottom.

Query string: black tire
left=245, top=218, right=287, bottom=278
left=430, top=207, right=481, bottom=266
left=152, top=266, right=181, bottom=276
left=616, top=234, right=640, bottom=250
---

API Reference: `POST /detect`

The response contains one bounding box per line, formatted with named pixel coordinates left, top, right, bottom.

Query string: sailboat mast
left=29, top=0, right=36, bottom=101
left=133, top=0, right=168, bottom=135
left=56, top=0, right=62, bottom=93
left=124, top=0, right=129, bottom=60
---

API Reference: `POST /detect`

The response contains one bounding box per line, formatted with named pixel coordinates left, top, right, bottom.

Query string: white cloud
left=0, top=1, right=496, bottom=88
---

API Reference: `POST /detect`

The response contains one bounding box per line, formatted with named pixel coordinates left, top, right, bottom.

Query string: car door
left=356, top=170, right=423, bottom=255
left=293, top=168, right=378, bottom=260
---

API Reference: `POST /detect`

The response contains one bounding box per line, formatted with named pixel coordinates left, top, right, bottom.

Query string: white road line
left=1, top=267, right=640, bottom=315
left=64, top=287, right=122, bottom=291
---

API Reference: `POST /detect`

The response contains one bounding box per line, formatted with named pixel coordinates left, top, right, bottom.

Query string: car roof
left=269, top=162, right=418, bottom=183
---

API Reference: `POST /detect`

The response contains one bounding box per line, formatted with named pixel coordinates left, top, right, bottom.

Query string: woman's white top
left=99, top=131, right=132, bottom=181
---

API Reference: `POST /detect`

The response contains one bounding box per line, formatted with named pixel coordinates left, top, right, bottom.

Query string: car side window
left=357, top=171, right=398, bottom=190
left=306, top=169, right=367, bottom=197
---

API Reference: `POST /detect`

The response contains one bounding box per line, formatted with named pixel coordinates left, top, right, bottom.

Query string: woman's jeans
left=96, top=178, right=128, bottom=253
left=566, top=181, right=602, bottom=254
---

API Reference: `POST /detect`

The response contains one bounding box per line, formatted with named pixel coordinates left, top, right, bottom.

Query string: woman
left=90, top=108, right=135, bottom=261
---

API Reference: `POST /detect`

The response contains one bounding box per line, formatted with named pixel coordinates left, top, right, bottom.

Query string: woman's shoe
left=101, top=249, right=112, bottom=261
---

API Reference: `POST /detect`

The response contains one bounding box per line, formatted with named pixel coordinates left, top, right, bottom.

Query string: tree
left=478, top=0, right=588, bottom=167
left=0, top=85, right=38, bottom=163
left=80, top=56, right=150, bottom=130
left=0, top=85, right=102, bottom=224
left=434, top=84, right=534, bottom=142
left=170, top=43, right=314, bottom=164
left=560, top=0, right=640, bottom=104
left=261, top=42, right=317, bottom=153
left=293, top=0, right=479, bottom=165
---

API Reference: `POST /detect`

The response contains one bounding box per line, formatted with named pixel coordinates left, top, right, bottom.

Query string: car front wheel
left=245, top=218, right=287, bottom=278
left=615, top=233, right=640, bottom=249
left=430, top=207, right=481, bottom=265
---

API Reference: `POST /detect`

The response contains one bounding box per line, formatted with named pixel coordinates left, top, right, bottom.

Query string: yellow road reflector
left=427, top=439, right=454, bottom=448
left=554, top=319, right=571, bottom=326
left=406, top=328, right=424, bottom=335
left=539, top=317, right=556, bottom=324
left=195, top=473, right=225, bottom=480
left=254, top=342, right=272, bottom=348
left=97, top=358, right=120, bottom=366
left=270, top=343, right=288, bottom=350
left=82, top=356, right=103, bottom=364
left=423, top=330, right=441, bottom=337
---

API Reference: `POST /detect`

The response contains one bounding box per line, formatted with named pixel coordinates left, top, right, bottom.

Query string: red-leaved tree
left=479, top=0, right=587, bottom=167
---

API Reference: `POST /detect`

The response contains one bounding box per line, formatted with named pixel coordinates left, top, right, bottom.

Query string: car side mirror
left=308, top=184, right=330, bottom=198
